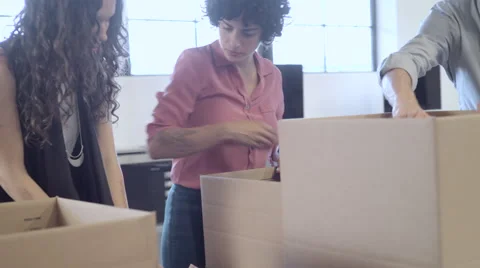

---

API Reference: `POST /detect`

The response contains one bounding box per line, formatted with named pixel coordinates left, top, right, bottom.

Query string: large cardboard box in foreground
left=0, top=197, right=158, bottom=268
left=278, top=111, right=480, bottom=268
left=201, top=167, right=282, bottom=268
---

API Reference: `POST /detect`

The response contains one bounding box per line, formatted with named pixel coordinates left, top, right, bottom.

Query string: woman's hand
left=272, top=146, right=280, bottom=173
left=223, top=120, right=278, bottom=148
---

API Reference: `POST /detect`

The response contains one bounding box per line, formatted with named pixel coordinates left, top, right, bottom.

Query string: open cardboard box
left=278, top=110, right=480, bottom=268
left=200, top=167, right=283, bottom=268
left=0, top=197, right=158, bottom=268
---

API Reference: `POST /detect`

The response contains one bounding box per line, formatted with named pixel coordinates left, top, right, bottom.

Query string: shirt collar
left=210, top=40, right=273, bottom=77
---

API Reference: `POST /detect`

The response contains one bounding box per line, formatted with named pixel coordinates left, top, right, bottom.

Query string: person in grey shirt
left=379, top=0, right=480, bottom=118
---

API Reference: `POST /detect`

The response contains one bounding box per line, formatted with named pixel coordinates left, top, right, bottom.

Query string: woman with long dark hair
left=0, top=0, right=128, bottom=207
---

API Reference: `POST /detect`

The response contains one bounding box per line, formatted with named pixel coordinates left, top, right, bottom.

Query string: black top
left=0, top=40, right=114, bottom=205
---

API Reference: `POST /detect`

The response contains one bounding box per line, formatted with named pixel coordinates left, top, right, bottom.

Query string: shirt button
left=245, top=104, right=250, bottom=110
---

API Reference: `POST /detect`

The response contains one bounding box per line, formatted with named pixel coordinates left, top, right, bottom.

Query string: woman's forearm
left=148, top=124, right=229, bottom=159
left=95, top=121, right=129, bottom=208
left=104, top=162, right=128, bottom=208
left=0, top=172, right=49, bottom=201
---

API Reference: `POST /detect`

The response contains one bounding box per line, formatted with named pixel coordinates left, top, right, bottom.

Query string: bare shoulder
left=0, top=47, right=7, bottom=65
left=0, top=45, right=23, bottom=155
left=0, top=47, right=30, bottom=191
left=0, top=47, right=17, bottom=107
left=0, top=47, right=12, bottom=76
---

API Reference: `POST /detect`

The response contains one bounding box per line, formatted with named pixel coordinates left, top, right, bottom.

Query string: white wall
left=114, top=76, right=169, bottom=152
left=113, top=0, right=461, bottom=152
left=303, top=72, right=383, bottom=118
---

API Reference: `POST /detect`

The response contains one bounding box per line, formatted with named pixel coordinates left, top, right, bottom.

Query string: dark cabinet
left=121, top=161, right=172, bottom=224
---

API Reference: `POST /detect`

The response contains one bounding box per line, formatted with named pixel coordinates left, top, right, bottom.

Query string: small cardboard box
left=279, top=111, right=480, bottom=268
left=201, top=167, right=282, bottom=268
left=0, top=197, right=158, bottom=268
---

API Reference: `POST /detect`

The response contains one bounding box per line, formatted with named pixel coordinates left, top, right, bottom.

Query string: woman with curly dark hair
left=147, top=0, right=290, bottom=266
left=0, top=0, right=129, bottom=208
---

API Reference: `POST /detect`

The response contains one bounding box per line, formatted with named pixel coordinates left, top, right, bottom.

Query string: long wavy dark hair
left=3, top=0, right=128, bottom=147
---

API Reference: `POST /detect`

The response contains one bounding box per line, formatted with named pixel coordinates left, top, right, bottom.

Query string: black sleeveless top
left=0, top=40, right=114, bottom=205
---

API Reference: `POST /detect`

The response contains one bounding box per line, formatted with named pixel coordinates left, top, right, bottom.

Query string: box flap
left=0, top=198, right=59, bottom=235
left=427, top=110, right=477, bottom=117
left=435, top=115, right=480, bottom=267
left=56, top=197, right=153, bottom=226
left=279, top=116, right=440, bottom=267
left=0, top=199, right=158, bottom=268
left=201, top=168, right=283, bottom=268
left=0, top=217, right=158, bottom=268
left=201, top=167, right=276, bottom=181
left=201, top=168, right=279, bottom=214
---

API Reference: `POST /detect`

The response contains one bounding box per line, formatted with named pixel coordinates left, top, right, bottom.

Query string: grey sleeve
left=378, top=1, right=460, bottom=90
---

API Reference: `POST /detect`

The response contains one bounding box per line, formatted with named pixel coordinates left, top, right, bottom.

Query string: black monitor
left=276, top=64, right=304, bottom=119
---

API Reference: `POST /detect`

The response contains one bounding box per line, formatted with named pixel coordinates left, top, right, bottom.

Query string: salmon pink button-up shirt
left=147, top=40, right=284, bottom=189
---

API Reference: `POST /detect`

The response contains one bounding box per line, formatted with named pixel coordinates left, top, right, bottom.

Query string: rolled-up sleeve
left=146, top=49, right=205, bottom=142
left=378, top=1, right=460, bottom=90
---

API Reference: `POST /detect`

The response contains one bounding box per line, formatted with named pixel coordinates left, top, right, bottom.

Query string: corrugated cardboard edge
left=279, top=110, right=478, bottom=124
left=435, top=114, right=480, bottom=268
left=433, top=119, right=444, bottom=268
left=200, top=167, right=276, bottom=181
left=0, top=196, right=56, bottom=209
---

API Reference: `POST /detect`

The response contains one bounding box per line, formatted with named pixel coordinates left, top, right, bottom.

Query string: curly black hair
left=205, top=0, right=290, bottom=45
left=3, top=0, right=128, bottom=146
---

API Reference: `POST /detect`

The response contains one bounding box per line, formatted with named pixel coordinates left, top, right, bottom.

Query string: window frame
left=269, top=0, right=377, bottom=73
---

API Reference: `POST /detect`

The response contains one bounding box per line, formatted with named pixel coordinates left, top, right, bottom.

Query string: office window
left=0, top=0, right=219, bottom=75
left=126, top=0, right=218, bottom=75
left=273, top=0, right=375, bottom=72
left=127, top=0, right=375, bottom=75
left=0, top=1, right=376, bottom=74
left=0, top=1, right=23, bottom=41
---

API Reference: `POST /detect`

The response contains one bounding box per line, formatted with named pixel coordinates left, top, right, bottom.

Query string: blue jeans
left=161, top=184, right=206, bottom=268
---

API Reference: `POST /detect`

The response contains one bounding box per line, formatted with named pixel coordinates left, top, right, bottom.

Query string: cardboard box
left=0, top=197, right=158, bottom=268
left=278, top=111, right=480, bottom=268
left=201, top=167, right=282, bottom=268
